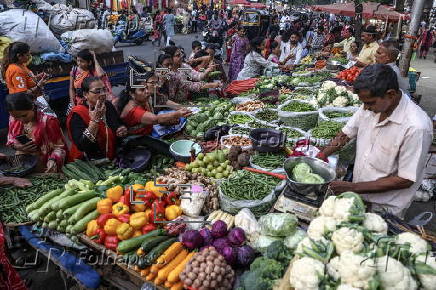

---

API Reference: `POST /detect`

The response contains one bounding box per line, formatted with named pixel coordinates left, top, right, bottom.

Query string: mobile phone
left=16, top=135, right=32, bottom=144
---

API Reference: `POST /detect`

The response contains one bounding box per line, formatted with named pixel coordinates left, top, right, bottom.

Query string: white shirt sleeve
left=342, top=107, right=363, bottom=139
left=397, top=127, right=432, bottom=182
left=293, top=45, right=303, bottom=65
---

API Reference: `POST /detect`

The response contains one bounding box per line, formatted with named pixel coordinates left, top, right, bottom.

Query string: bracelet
left=84, top=128, right=97, bottom=142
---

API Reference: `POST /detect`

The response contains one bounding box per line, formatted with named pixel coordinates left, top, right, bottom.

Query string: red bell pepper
left=141, top=223, right=157, bottom=234
left=165, top=192, right=180, bottom=206
left=149, top=200, right=166, bottom=224
left=104, top=235, right=119, bottom=251
left=91, top=228, right=106, bottom=244
left=97, top=213, right=117, bottom=228
left=117, top=213, right=130, bottom=223
left=119, top=188, right=132, bottom=207
left=137, top=191, right=157, bottom=208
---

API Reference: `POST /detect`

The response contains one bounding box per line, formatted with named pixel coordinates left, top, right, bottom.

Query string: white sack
left=60, top=29, right=113, bottom=56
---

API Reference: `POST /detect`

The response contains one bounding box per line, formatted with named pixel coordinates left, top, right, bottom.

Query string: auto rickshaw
left=241, top=9, right=270, bottom=40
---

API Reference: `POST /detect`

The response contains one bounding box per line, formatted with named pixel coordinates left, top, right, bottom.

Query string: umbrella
left=229, top=0, right=266, bottom=9
left=310, top=2, right=409, bottom=21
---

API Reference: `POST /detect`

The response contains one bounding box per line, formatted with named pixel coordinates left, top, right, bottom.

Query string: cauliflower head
left=332, top=196, right=355, bottom=222
left=376, top=255, right=417, bottom=290
left=322, top=81, right=337, bottom=90
left=337, top=284, right=361, bottom=290
left=334, top=85, right=347, bottom=94
left=363, top=213, right=388, bottom=235
left=396, top=232, right=429, bottom=255
left=326, top=256, right=341, bottom=281
left=336, top=251, right=377, bottom=289
left=289, top=257, right=325, bottom=290
left=332, top=96, right=349, bottom=107
left=415, top=254, right=436, bottom=290
left=332, top=227, right=364, bottom=255
left=318, top=196, right=336, bottom=217
left=307, top=216, right=338, bottom=240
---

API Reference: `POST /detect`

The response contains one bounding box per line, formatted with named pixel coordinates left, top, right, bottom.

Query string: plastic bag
left=50, top=8, right=96, bottom=37
left=278, top=99, right=319, bottom=131
left=151, top=110, right=186, bottom=138
left=218, top=180, right=285, bottom=217
left=60, top=29, right=113, bottom=56
left=234, top=208, right=261, bottom=238
left=258, top=213, right=298, bottom=237
left=318, top=106, right=358, bottom=124
left=220, top=134, right=253, bottom=151
left=180, top=185, right=208, bottom=218
left=0, top=9, right=61, bottom=53
left=251, top=235, right=282, bottom=254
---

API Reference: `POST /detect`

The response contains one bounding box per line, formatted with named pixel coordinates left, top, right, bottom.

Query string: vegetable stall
left=1, top=53, right=436, bottom=290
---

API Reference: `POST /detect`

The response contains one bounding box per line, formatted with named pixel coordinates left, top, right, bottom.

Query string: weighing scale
left=274, top=184, right=326, bottom=221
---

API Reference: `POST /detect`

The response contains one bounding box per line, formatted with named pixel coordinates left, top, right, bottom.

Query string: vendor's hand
left=315, top=151, right=328, bottom=162
left=210, top=81, right=222, bottom=89
left=37, top=74, right=49, bottom=88
left=90, top=99, right=106, bottom=121
left=45, top=160, right=57, bottom=173
left=9, top=177, right=32, bottom=188
left=329, top=180, right=355, bottom=194
left=14, top=141, right=38, bottom=153
left=116, top=126, right=128, bottom=137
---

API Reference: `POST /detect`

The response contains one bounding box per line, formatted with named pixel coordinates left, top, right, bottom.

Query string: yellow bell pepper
left=130, top=212, right=148, bottom=229
left=97, top=198, right=113, bottom=214
left=116, top=222, right=134, bottom=240
left=133, top=199, right=147, bottom=212
left=104, top=218, right=122, bottom=235
left=86, top=219, right=99, bottom=237
left=133, top=230, right=142, bottom=238
left=106, top=185, right=123, bottom=202
left=132, top=184, right=145, bottom=192
left=165, top=205, right=182, bottom=221
left=112, top=202, right=129, bottom=216
left=145, top=181, right=166, bottom=198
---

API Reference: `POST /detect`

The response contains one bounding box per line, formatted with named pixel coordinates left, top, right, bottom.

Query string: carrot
left=175, top=162, right=186, bottom=168
left=170, top=281, right=184, bottom=290
left=140, top=267, right=150, bottom=277
left=153, top=242, right=184, bottom=271
left=157, top=249, right=188, bottom=281
left=167, top=252, right=195, bottom=283
left=145, top=272, right=157, bottom=281
left=242, top=167, right=286, bottom=180
left=154, top=276, right=164, bottom=285
left=164, top=281, right=174, bottom=288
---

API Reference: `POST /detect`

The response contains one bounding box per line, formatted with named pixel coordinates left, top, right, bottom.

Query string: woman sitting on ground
left=6, top=92, right=66, bottom=172
left=67, top=77, right=127, bottom=161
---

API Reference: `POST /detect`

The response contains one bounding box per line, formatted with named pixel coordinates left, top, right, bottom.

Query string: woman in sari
left=6, top=92, right=66, bottom=172
left=69, top=49, right=115, bottom=106
left=67, top=77, right=127, bottom=161
left=228, top=27, right=249, bottom=81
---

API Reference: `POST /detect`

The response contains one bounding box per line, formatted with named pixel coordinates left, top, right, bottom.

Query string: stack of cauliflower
left=289, top=191, right=436, bottom=290
left=316, top=81, right=360, bottom=108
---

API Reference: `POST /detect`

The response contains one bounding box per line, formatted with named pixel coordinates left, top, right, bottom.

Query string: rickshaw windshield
left=242, top=12, right=259, bottom=24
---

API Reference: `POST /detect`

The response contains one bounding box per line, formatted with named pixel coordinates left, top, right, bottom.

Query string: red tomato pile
left=336, top=66, right=362, bottom=83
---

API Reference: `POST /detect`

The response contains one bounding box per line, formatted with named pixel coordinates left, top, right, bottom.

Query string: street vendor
left=355, top=26, right=379, bottom=67
left=67, top=77, right=127, bottom=161
left=318, top=64, right=432, bottom=218
left=333, top=27, right=355, bottom=55
left=375, top=40, right=409, bottom=94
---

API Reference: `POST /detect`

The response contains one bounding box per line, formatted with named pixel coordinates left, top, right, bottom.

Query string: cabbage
left=228, top=227, right=246, bottom=246
left=237, top=245, right=256, bottom=266
left=181, top=230, right=204, bottom=250
left=259, top=213, right=298, bottom=237
left=284, top=229, right=307, bottom=250
left=199, top=227, right=214, bottom=246
left=252, top=235, right=282, bottom=254
left=222, top=246, right=237, bottom=265
left=292, top=162, right=325, bottom=184
left=211, top=220, right=228, bottom=238
left=212, top=237, right=231, bottom=254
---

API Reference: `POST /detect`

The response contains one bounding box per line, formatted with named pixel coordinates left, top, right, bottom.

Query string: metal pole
left=399, top=0, right=426, bottom=77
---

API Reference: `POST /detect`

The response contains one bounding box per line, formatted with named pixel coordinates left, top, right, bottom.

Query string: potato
left=196, top=255, right=205, bottom=262
left=216, top=275, right=222, bottom=282
left=192, top=260, right=199, bottom=267
left=188, top=272, right=197, bottom=280
left=203, top=280, right=210, bottom=288
left=185, top=278, right=193, bottom=286
left=193, top=280, right=201, bottom=288
left=205, top=265, right=214, bottom=274
left=200, top=263, right=206, bottom=271
left=185, top=265, right=192, bottom=272
left=210, top=280, right=217, bottom=288
left=210, top=272, right=217, bottom=279
left=213, top=265, right=221, bottom=273
left=206, top=255, right=214, bottom=262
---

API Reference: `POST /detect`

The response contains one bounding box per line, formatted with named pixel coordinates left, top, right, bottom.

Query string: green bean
left=324, top=111, right=353, bottom=119
left=280, top=127, right=304, bottom=139
left=311, top=121, right=344, bottom=139
left=228, top=114, right=254, bottom=124
left=281, top=102, right=315, bottom=112
left=255, top=109, right=278, bottom=123
left=231, top=127, right=252, bottom=135
left=251, top=153, right=286, bottom=170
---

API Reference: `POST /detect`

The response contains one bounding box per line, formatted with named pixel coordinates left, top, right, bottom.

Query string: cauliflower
left=335, top=85, right=347, bottom=94
left=376, top=255, right=418, bottom=290
left=336, top=251, right=377, bottom=289
left=396, top=232, right=429, bottom=255
left=363, top=213, right=388, bottom=235
left=332, top=227, right=364, bottom=255
left=296, top=236, right=334, bottom=263
left=308, top=99, right=319, bottom=108
left=322, top=81, right=337, bottom=90
left=307, top=216, right=337, bottom=240
left=332, top=96, right=349, bottom=107
left=318, top=196, right=336, bottom=217
left=332, top=192, right=365, bottom=223
left=289, top=257, right=325, bottom=290
left=415, top=254, right=436, bottom=290
left=317, top=92, right=326, bottom=101
left=337, top=284, right=361, bottom=290
left=326, top=256, right=341, bottom=281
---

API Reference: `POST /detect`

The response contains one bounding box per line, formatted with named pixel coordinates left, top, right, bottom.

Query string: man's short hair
left=380, top=40, right=400, bottom=62
left=354, top=64, right=399, bottom=97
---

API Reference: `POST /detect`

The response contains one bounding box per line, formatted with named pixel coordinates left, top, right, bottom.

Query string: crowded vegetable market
left=0, top=0, right=436, bottom=289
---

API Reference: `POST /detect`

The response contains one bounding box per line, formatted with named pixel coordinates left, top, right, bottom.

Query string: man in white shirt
left=375, top=40, right=409, bottom=94
left=333, top=27, right=355, bottom=54
left=279, top=32, right=303, bottom=66
left=318, top=64, right=432, bottom=218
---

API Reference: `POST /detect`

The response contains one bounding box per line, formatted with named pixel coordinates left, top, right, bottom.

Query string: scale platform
left=274, top=185, right=326, bottom=221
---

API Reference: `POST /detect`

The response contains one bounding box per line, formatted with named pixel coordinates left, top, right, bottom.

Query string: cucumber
left=59, top=220, right=67, bottom=227
left=62, top=166, right=79, bottom=180
left=56, top=210, right=64, bottom=220
left=33, top=190, right=74, bottom=220
left=48, top=220, right=57, bottom=230
left=70, top=210, right=99, bottom=234
left=66, top=225, right=73, bottom=234
left=43, top=212, right=56, bottom=223
left=26, top=188, right=63, bottom=213
left=69, top=197, right=101, bottom=224
left=58, top=190, right=97, bottom=210
left=140, top=236, right=171, bottom=252
left=143, top=238, right=178, bottom=266
left=50, top=189, right=77, bottom=210
left=63, top=202, right=84, bottom=218
left=73, top=160, right=99, bottom=182
left=42, top=222, right=48, bottom=228
left=117, top=229, right=167, bottom=254
left=75, top=160, right=104, bottom=181
left=66, top=163, right=92, bottom=181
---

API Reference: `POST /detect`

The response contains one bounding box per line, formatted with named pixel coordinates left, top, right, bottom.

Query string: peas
left=251, top=153, right=286, bottom=170
left=281, top=102, right=315, bottom=112
left=255, top=109, right=279, bottom=123
left=220, top=171, right=280, bottom=200
left=324, top=111, right=353, bottom=119
left=311, top=121, right=344, bottom=139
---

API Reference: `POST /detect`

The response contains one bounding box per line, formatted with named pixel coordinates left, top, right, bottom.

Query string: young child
left=189, top=40, right=202, bottom=61
left=267, top=41, right=281, bottom=64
